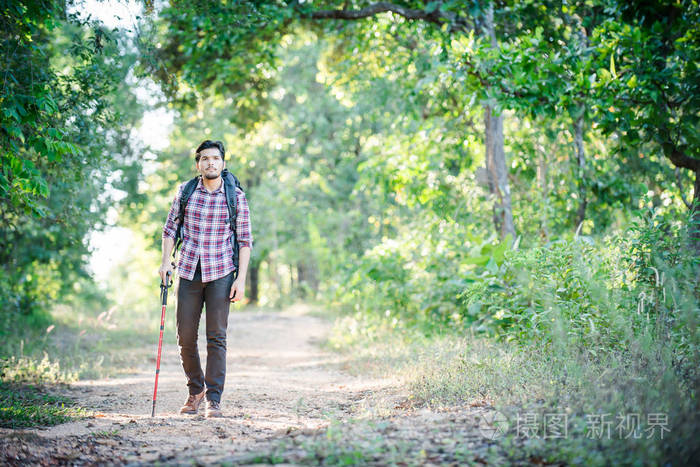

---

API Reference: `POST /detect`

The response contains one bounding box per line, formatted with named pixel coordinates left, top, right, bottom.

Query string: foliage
left=0, top=382, right=87, bottom=429
left=140, top=0, right=698, bottom=313
left=331, top=203, right=698, bottom=357
left=136, top=0, right=289, bottom=125
left=0, top=1, right=145, bottom=317
left=324, top=207, right=698, bottom=464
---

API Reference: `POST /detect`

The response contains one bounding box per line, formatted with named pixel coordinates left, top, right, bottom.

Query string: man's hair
left=195, top=140, right=225, bottom=161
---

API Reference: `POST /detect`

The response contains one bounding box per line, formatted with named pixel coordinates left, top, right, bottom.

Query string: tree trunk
left=666, top=150, right=700, bottom=256
left=483, top=3, right=515, bottom=240
left=574, top=115, right=588, bottom=230
left=308, top=259, right=319, bottom=294
left=268, top=258, right=281, bottom=297
left=692, top=170, right=700, bottom=255
left=289, top=264, right=294, bottom=294
left=297, top=261, right=307, bottom=298
left=248, top=261, right=259, bottom=304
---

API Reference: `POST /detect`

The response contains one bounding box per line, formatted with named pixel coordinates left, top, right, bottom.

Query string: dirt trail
left=3, top=307, right=405, bottom=465
left=2, top=307, right=503, bottom=465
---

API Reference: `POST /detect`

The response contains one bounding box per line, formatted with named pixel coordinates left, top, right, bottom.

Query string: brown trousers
left=176, top=262, right=234, bottom=403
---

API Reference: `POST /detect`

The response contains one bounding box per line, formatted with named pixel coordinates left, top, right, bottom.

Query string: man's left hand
left=230, top=278, right=245, bottom=302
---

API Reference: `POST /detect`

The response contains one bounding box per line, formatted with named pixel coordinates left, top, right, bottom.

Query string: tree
left=0, top=1, right=145, bottom=314
left=142, top=0, right=523, bottom=239
left=599, top=1, right=700, bottom=251
left=480, top=0, right=699, bottom=250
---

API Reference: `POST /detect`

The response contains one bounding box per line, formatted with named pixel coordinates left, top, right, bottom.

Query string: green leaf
left=38, top=178, right=49, bottom=198
left=6, top=126, right=25, bottom=143
left=609, top=54, right=617, bottom=79
left=462, top=255, right=491, bottom=267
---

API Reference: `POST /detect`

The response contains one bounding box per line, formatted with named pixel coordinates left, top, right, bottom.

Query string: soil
left=0, top=307, right=499, bottom=466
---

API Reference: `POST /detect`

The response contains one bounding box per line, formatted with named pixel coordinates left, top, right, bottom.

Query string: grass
left=0, top=341, right=92, bottom=429
left=231, top=413, right=507, bottom=466
left=299, top=222, right=699, bottom=465
left=94, top=428, right=121, bottom=438
left=0, top=286, right=165, bottom=429
left=320, top=313, right=699, bottom=465
left=233, top=290, right=697, bottom=466
left=0, top=382, right=89, bottom=429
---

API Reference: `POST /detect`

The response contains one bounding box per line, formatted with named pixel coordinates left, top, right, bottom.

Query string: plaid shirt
left=163, top=177, right=253, bottom=283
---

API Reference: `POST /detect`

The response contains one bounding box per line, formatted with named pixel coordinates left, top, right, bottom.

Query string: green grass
left=230, top=425, right=415, bottom=466
left=0, top=382, right=89, bottom=429
left=94, top=428, right=121, bottom=438
left=0, top=291, right=156, bottom=429
left=320, top=314, right=699, bottom=466
left=311, top=218, right=699, bottom=465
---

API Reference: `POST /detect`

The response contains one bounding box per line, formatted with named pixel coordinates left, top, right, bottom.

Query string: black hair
left=195, top=140, right=225, bottom=161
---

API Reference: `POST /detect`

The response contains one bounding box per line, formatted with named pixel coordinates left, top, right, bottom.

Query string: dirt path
left=2, top=307, right=504, bottom=465
left=2, top=308, right=407, bottom=465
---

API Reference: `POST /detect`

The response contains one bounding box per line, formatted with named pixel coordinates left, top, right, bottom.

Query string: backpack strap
left=221, top=169, right=243, bottom=275
left=173, top=176, right=200, bottom=255
left=221, top=169, right=240, bottom=228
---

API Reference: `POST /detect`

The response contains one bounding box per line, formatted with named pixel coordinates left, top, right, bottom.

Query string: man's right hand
left=158, top=262, right=174, bottom=285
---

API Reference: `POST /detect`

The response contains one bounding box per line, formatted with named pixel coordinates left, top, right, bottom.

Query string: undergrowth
left=0, top=383, right=88, bottom=429
left=323, top=209, right=699, bottom=465
left=0, top=279, right=168, bottom=429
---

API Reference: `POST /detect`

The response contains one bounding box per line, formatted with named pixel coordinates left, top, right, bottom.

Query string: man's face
left=196, top=147, right=225, bottom=180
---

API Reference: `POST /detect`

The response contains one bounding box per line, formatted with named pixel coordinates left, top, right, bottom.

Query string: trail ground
left=0, top=308, right=501, bottom=465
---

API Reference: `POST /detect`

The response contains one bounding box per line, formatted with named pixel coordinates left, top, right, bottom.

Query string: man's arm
left=230, top=246, right=250, bottom=302
left=159, top=184, right=182, bottom=283
left=230, top=188, right=253, bottom=302
left=159, top=237, right=175, bottom=284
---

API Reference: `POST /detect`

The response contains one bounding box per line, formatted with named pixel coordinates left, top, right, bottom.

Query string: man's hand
left=229, top=277, right=245, bottom=302
left=158, top=262, right=174, bottom=285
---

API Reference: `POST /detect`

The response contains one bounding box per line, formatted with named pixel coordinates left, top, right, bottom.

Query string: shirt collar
left=196, top=176, right=225, bottom=194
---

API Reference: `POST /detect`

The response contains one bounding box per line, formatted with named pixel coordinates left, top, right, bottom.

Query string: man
left=159, top=139, right=252, bottom=418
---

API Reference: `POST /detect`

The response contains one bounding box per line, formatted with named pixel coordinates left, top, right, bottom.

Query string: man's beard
left=204, top=171, right=220, bottom=180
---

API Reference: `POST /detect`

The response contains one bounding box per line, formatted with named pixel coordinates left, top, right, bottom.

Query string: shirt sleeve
left=235, top=188, right=253, bottom=250
left=162, top=183, right=184, bottom=240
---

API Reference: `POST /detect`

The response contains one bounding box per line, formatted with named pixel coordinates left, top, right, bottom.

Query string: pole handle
left=161, top=270, right=173, bottom=288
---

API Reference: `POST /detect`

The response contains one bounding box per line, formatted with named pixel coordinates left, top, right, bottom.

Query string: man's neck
left=202, top=176, right=222, bottom=193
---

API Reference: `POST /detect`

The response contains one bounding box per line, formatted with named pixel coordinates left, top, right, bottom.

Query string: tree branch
left=675, top=167, right=693, bottom=209
left=308, top=2, right=471, bottom=32
left=666, top=146, right=700, bottom=172
left=311, top=2, right=443, bottom=23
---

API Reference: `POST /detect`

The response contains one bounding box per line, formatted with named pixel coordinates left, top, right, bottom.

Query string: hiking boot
left=205, top=399, right=223, bottom=418
left=179, top=389, right=206, bottom=414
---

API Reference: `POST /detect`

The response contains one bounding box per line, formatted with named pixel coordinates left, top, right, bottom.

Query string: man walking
left=159, top=140, right=252, bottom=418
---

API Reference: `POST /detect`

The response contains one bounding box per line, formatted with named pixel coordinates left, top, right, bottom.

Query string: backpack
left=173, top=168, right=243, bottom=274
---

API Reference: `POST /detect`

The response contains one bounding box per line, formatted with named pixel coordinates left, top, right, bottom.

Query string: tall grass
left=327, top=208, right=699, bottom=464
left=0, top=260, right=169, bottom=428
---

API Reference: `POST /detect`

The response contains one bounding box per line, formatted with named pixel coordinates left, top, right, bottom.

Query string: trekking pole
left=151, top=269, right=172, bottom=417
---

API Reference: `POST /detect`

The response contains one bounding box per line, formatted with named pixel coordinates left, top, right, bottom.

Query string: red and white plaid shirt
left=163, top=177, right=253, bottom=283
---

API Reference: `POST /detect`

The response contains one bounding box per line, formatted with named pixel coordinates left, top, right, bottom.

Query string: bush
left=326, top=207, right=699, bottom=465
